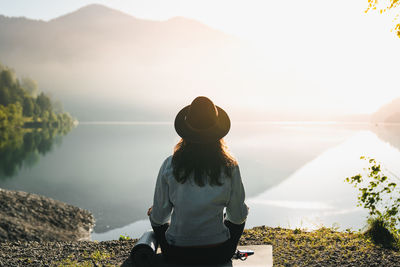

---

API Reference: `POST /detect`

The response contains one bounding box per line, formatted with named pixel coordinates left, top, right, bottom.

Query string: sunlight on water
left=245, top=130, right=400, bottom=231
left=247, top=200, right=335, bottom=210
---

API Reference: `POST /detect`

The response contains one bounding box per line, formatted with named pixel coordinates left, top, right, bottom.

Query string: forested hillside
left=0, top=63, right=74, bottom=130
left=371, top=97, right=400, bottom=123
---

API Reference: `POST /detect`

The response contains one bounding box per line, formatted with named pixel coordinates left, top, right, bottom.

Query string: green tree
left=33, top=104, right=41, bottom=119
left=22, top=97, right=34, bottom=117
left=41, top=110, right=49, bottom=122
left=48, top=111, right=58, bottom=126
left=0, top=69, right=16, bottom=88
left=36, top=92, right=52, bottom=117
left=7, top=102, right=24, bottom=127
left=0, top=106, right=8, bottom=129
left=0, top=69, right=24, bottom=106
left=0, top=85, right=10, bottom=106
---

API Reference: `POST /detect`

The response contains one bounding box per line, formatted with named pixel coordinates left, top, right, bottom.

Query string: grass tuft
left=364, top=217, right=399, bottom=249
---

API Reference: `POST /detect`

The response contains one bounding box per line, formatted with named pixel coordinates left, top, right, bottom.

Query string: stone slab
left=154, top=245, right=273, bottom=267
left=232, top=245, right=272, bottom=267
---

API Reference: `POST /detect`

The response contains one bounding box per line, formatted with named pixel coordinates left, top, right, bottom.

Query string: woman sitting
left=148, top=96, right=248, bottom=265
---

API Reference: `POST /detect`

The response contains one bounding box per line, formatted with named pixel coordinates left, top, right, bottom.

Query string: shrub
left=345, top=156, right=400, bottom=248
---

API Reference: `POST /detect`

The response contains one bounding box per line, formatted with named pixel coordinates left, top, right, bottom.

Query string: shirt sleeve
left=226, top=165, right=248, bottom=225
left=149, top=158, right=173, bottom=227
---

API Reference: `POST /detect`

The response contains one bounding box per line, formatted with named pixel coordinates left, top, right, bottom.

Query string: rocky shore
left=0, top=188, right=94, bottom=242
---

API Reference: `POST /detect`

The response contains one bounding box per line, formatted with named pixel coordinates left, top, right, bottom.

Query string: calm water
left=1, top=122, right=399, bottom=241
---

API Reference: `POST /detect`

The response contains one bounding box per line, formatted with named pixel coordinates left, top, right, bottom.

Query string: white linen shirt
left=149, top=156, right=248, bottom=247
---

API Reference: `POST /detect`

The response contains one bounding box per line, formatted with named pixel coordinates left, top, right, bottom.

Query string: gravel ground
left=0, top=239, right=135, bottom=266
left=1, top=226, right=399, bottom=266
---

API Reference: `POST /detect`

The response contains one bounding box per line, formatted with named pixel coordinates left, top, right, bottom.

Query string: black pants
left=152, top=220, right=245, bottom=265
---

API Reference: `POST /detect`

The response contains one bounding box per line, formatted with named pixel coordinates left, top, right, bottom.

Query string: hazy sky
left=1, top=0, right=397, bottom=39
left=1, top=0, right=399, bottom=115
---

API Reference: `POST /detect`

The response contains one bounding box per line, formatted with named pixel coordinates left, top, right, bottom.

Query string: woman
left=147, top=96, right=248, bottom=265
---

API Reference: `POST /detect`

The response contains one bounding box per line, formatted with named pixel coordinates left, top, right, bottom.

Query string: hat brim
left=174, top=105, right=230, bottom=144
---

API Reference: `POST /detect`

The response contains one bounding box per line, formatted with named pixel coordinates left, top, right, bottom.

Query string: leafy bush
left=345, top=156, right=400, bottom=248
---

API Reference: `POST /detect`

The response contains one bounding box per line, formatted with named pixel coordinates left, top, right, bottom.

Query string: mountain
left=371, top=98, right=400, bottom=123
left=0, top=4, right=246, bottom=121
left=1, top=4, right=233, bottom=64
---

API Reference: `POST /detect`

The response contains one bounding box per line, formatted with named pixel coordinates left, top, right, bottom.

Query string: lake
left=1, top=122, right=399, bottom=241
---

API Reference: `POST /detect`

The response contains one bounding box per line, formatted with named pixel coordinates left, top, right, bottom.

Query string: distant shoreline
left=78, top=121, right=400, bottom=126
left=79, top=121, right=173, bottom=125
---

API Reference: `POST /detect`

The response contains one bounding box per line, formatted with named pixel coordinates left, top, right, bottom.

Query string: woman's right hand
left=147, top=206, right=153, bottom=216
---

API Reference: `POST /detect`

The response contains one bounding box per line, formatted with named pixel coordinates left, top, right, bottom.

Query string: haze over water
left=1, top=122, right=399, bottom=241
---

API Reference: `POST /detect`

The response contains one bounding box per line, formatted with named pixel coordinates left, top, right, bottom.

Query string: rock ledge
left=0, top=188, right=94, bottom=242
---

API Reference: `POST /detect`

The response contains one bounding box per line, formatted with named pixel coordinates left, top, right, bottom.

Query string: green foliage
left=293, top=228, right=302, bottom=234
left=345, top=156, right=400, bottom=239
left=0, top=102, right=24, bottom=129
left=0, top=106, right=8, bottom=128
left=90, top=250, right=113, bottom=261
left=54, top=250, right=114, bottom=267
left=119, top=234, right=131, bottom=241
left=22, top=97, right=34, bottom=117
left=0, top=63, right=75, bottom=129
left=364, top=216, right=399, bottom=248
left=36, top=92, right=52, bottom=117
left=367, top=0, right=400, bottom=37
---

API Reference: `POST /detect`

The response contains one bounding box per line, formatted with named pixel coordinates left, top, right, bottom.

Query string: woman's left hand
left=147, top=206, right=153, bottom=216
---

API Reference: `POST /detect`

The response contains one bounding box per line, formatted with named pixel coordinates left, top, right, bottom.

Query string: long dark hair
left=172, top=138, right=237, bottom=186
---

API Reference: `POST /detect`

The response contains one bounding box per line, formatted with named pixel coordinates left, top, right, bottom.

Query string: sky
left=1, top=0, right=397, bottom=40
left=1, top=0, right=399, bottom=115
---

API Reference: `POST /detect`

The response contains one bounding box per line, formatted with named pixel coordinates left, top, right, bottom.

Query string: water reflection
left=372, top=124, right=400, bottom=152
left=0, top=127, right=68, bottom=179
left=245, top=130, right=400, bottom=232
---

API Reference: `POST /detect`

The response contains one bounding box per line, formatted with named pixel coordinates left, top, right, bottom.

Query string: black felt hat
left=174, top=96, right=231, bottom=144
